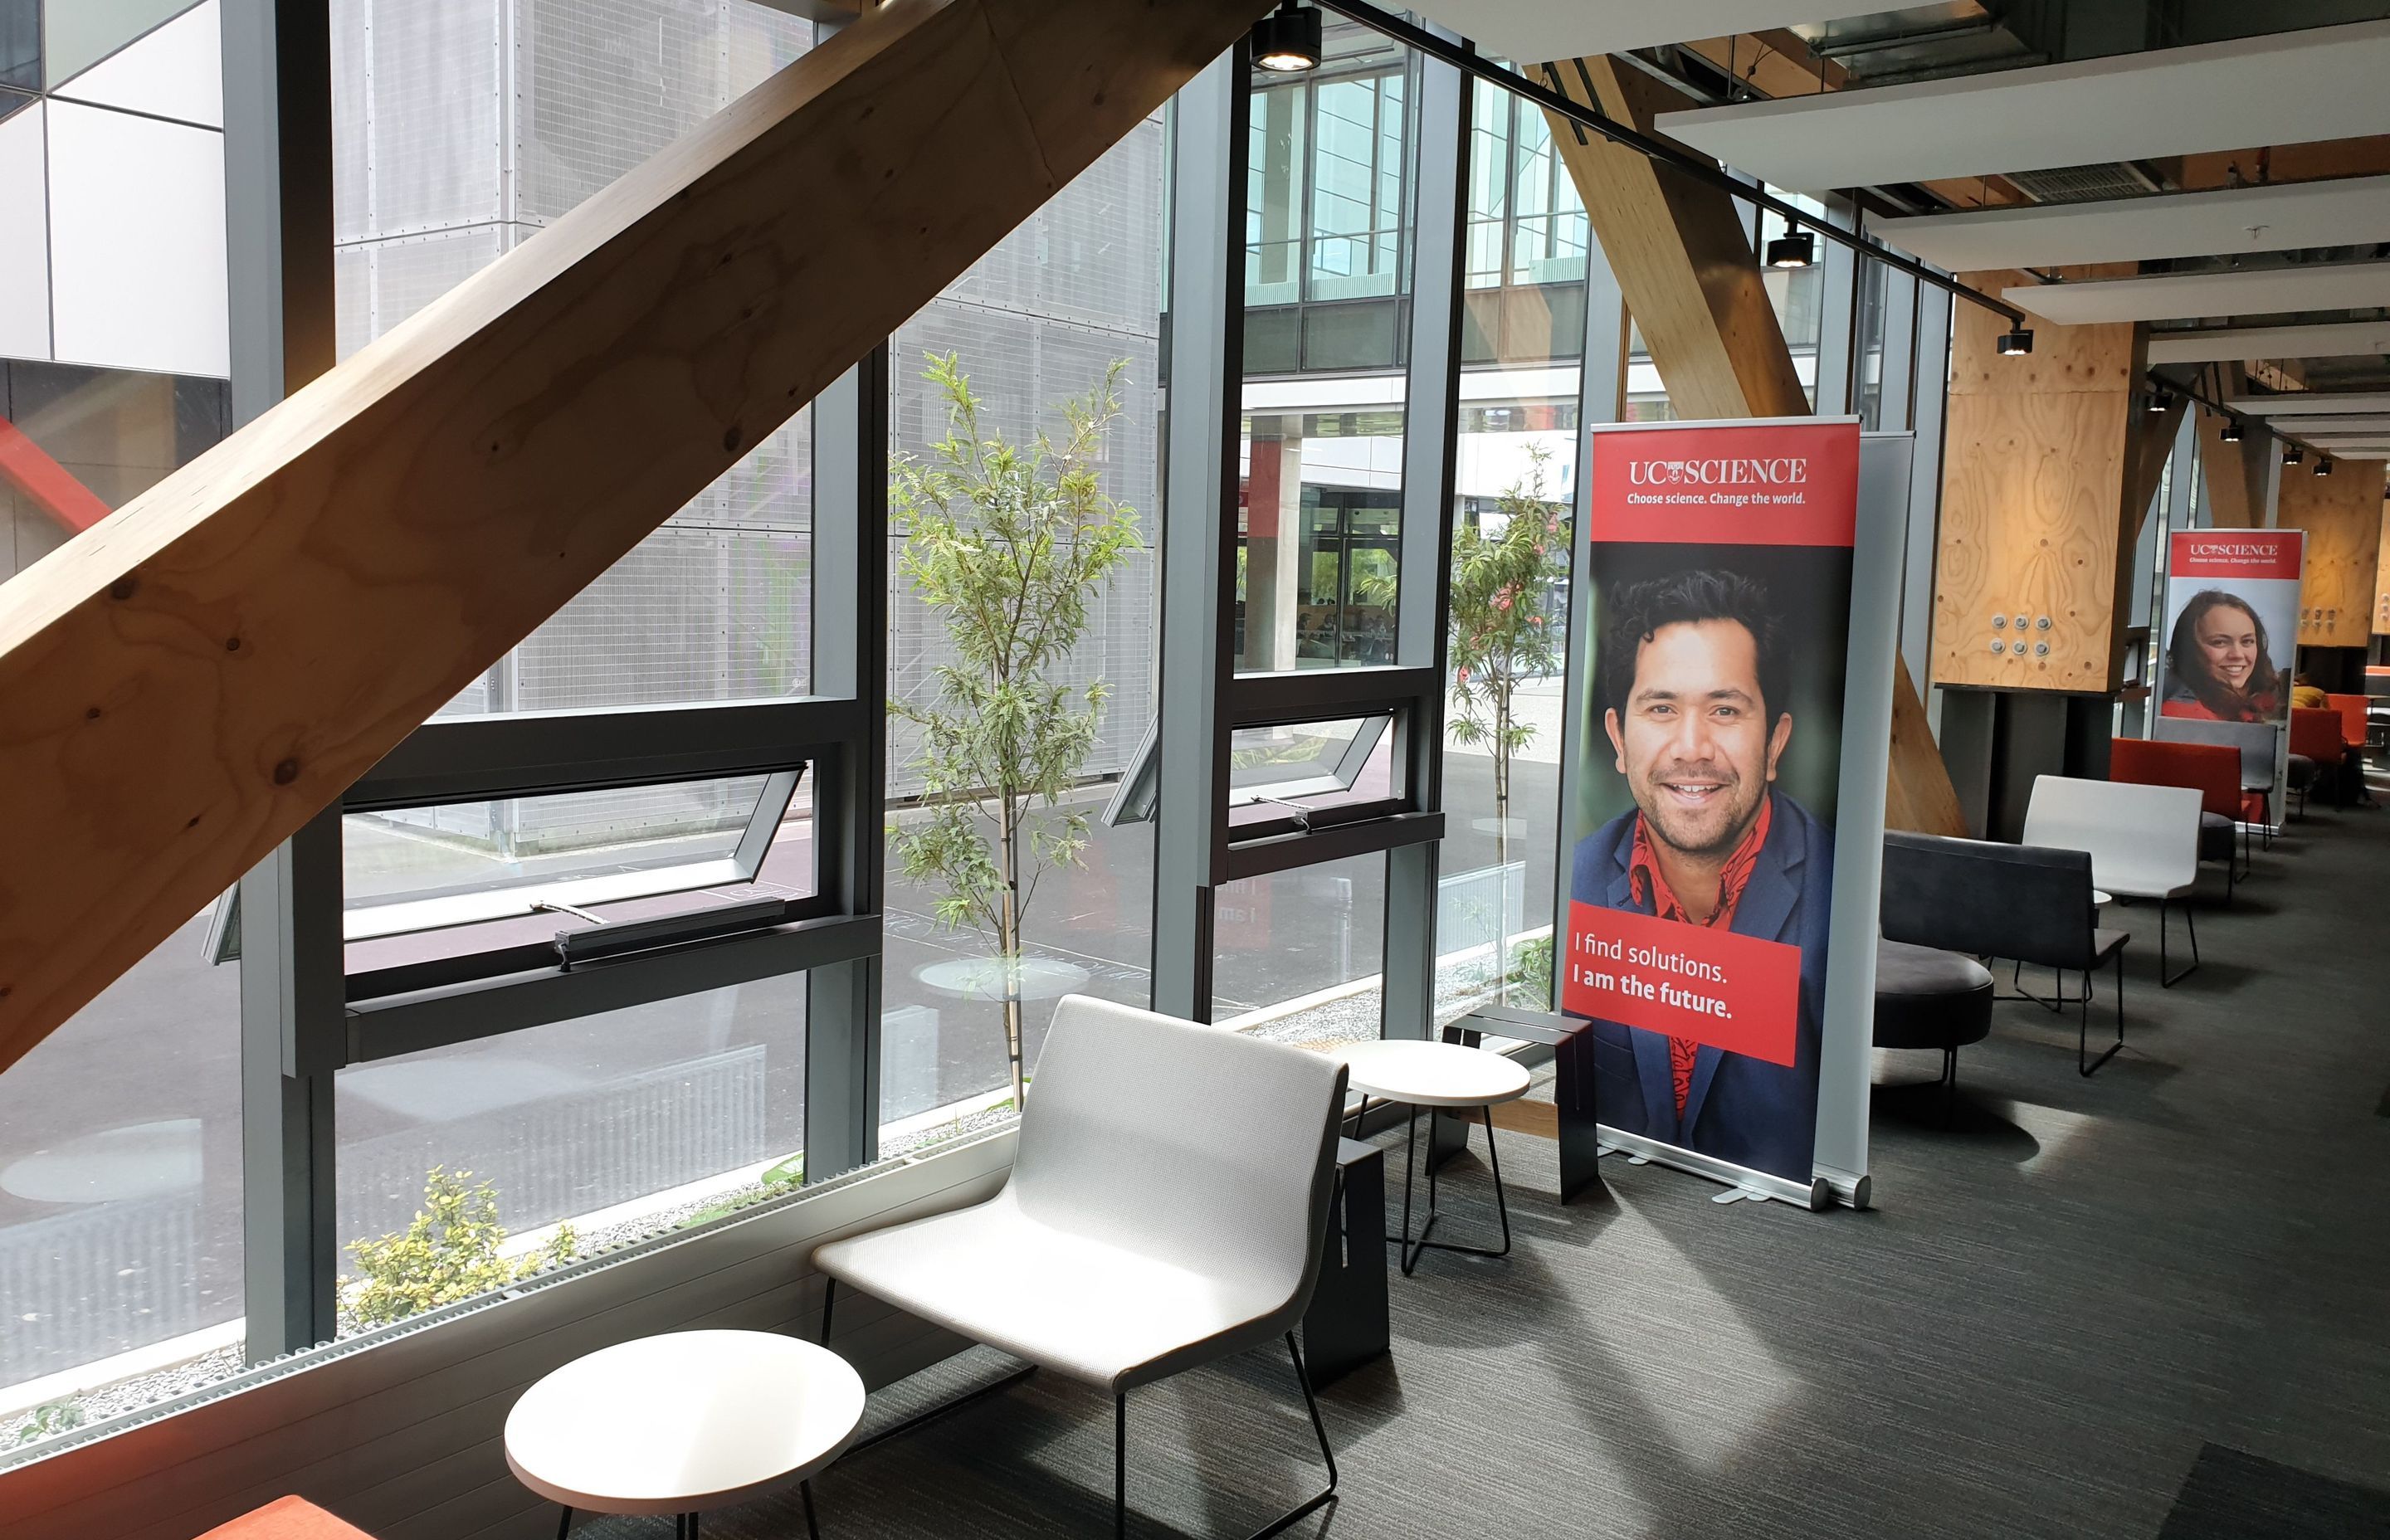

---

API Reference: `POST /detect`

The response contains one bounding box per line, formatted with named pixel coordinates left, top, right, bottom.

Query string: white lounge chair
left=812, top=994, right=1350, bottom=1538
left=2024, top=773, right=2204, bottom=986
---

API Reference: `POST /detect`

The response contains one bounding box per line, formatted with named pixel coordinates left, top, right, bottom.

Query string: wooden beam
left=1542, top=54, right=1967, bottom=836
left=2197, top=398, right=2270, bottom=530
left=0, top=0, right=1268, bottom=1076
left=2280, top=460, right=2388, bottom=648
left=1537, top=54, right=1809, bottom=420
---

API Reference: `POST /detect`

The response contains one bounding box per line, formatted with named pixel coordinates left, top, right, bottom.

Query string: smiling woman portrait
left=2162, top=588, right=2285, bottom=724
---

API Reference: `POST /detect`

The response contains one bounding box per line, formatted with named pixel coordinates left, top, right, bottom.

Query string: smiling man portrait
left=1569, top=567, right=1832, bottom=1182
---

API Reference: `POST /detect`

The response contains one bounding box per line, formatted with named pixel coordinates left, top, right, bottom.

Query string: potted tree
left=888, top=353, right=1141, bottom=1111
left=1447, top=442, right=1569, bottom=1005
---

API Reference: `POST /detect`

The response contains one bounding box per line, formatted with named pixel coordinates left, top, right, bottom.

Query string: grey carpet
left=578, top=788, right=2390, bottom=1539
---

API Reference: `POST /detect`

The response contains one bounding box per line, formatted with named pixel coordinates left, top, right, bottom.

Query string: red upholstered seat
left=2290, top=707, right=2346, bottom=765
left=195, top=1496, right=376, bottom=1539
left=2110, top=738, right=2242, bottom=821
left=2326, top=692, right=2371, bottom=750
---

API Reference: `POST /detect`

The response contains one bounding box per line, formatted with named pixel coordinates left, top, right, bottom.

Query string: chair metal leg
left=1940, top=1048, right=1957, bottom=1126
left=554, top=1508, right=573, bottom=1540
left=1241, top=1333, right=1339, bottom=1540
left=818, top=1277, right=835, bottom=1346
left=2159, top=895, right=2200, bottom=987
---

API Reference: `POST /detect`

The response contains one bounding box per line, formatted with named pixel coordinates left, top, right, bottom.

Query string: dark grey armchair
left=1881, top=831, right=2132, bottom=1077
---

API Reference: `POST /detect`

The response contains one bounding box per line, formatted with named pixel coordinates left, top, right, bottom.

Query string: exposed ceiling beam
left=1406, top=1, right=1886, bottom=64
left=1871, top=176, right=2390, bottom=272
left=2222, top=392, right=2390, bottom=416
left=1656, top=20, right=2390, bottom=192
left=2004, top=261, right=2390, bottom=325
left=2160, top=136, right=2390, bottom=192
left=2246, top=415, right=2390, bottom=434
left=2149, top=320, right=2390, bottom=364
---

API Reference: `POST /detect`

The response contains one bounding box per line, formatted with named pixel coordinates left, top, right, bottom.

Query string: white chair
left=812, top=995, right=1349, bottom=1539
left=2023, top=774, right=2204, bottom=986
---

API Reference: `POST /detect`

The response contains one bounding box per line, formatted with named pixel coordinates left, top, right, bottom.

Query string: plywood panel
left=2197, top=403, right=2270, bottom=529
left=1885, top=661, right=1967, bottom=836
left=1933, top=266, right=2140, bottom=692
left=2279, top=462, right=2388, bottom=646
left=2376, top=509, right=2390, bottom=636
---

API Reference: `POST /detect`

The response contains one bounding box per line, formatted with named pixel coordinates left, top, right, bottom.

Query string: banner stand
left=1561, top=418, right=1902, bottom=1216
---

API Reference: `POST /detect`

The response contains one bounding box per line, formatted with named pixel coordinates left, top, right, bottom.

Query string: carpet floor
left=579, top=786, right=2390, bottom=1539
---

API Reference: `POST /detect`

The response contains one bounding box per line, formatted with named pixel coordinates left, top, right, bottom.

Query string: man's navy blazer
left=1566, top=786, right=1832, bottom=1183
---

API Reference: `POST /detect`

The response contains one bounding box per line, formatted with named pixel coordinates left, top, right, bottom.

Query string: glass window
left=2, top=360, right=232, bottom=585
left=334, top=980, right=807, bottom=1333
left=331, top=1, right=820, bottom=718
left=880, top=115, right=1165, bottom=1154
left=1212, top=854, right=1386, bottom=1045
left=342, top=772, right=816, bottom=982
left=0, top=909, right=241, bottom=1429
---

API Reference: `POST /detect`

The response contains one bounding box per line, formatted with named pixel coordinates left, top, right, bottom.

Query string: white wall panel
left=0, top=100, right=48, bottom=361
left=52, top=0, right=223, bottom=129
left=45, top=101, right=228, bottom=378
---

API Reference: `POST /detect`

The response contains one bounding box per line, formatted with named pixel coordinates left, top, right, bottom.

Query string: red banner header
left=2168, top=529, right=2304, bottom=583
left=1588, top=420, right=1860, bottom=548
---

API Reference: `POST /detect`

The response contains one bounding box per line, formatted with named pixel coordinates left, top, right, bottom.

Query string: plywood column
left=2375, top=500, right=2390, bottom=636
left=1542, top=56, right=1961, bottom=834
left=1933, top=266, right=2150, bottom=694
left=2197, top=390, right=2272, bottom=530
left=2279, top=461, right=2388, bottom=648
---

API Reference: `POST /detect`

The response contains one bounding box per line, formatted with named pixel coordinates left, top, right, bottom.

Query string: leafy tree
left=1448, top=443, right=1569, bottom=1002
left=344, top=1167, right=577, bottom=1329
left=888, top=353, right=1141, bottom=1109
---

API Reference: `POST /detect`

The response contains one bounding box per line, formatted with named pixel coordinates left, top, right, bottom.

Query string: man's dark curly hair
left=1600, top=568, right=1788, bottom=725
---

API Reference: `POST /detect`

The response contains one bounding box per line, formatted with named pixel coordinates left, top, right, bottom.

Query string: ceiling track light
left=1996, top=326, right=2034, bottom=356
left=2315, top=456, right=2334, bottom=476
left=2283, top=444, right=2304, bottom=465
left=2146, top=390, right=2174, bottom=415
left=1764, top=228, right=1815, bottom=270
left=1251, top=1, right=1321, bottom=72
left=2220, top=420, right=2244, bottom=442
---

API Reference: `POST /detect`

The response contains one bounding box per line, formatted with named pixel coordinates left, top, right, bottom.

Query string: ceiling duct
left=2003, top=159, right=2164, bottom=202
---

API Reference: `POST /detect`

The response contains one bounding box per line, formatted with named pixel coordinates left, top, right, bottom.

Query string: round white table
left=506, top=1329, right=865, bottom=1538
left=1332, top=1040, right=1531, bottom=1276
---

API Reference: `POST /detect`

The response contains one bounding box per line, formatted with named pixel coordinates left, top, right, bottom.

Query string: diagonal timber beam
left=1537, top=54, right=1811, bottom=422
left=1543, top=51, right=1964, bottom=835
left=0, top=0, right=1271, bottom=1075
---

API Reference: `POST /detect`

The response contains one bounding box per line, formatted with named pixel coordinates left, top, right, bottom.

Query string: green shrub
left=12, top=1399, right=82, bottom=1448
left=344, top=1167, right=577, bottom=1328
left=1508, top=933, right=1554, bottom=1009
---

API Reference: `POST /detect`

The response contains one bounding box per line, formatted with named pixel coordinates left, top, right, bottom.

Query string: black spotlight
left=1996, top=327, right=2035, bottom=356
left=2146, top=389, right=2174, bottom=414
left=1252, top=2, right=1321, bottom=72
left=2315, top=456, right=2334, bottom=476
left=2283, top=443, right=2304, bottom=466
left=1765, top=228, right=1815, bottom=270
left=2220, top=420, right=2244, bottom=442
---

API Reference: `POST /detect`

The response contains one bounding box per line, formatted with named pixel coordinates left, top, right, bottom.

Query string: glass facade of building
left=0, top=9, right=1955, bottom=1450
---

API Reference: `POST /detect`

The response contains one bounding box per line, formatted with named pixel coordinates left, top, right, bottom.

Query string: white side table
left=1331, top=1040, right=1530, bottom=1277
left=506, top=1329, right=865, bottom=1539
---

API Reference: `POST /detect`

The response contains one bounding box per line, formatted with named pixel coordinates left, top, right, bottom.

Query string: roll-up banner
left=1559, top=417, right=1900, bottom=1209
left=2153, top=529, right=2305, bottom=825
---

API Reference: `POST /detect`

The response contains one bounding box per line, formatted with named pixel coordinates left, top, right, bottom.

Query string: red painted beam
left=0, top=417, right=113, bottom=534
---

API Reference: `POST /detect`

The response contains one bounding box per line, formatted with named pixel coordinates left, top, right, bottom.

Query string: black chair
left=1881, top=831, right=2132, bottom=1077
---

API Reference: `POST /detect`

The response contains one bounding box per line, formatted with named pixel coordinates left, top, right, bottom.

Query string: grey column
left=223, top=0, right=342, bottom=1363
left=1900, top=278, right=1953, bottom=719
left=1150, top=49, right=1249, bottom=1022
left=1381, top=39, right=1468, bottom=1042
left=1812, top=196, right=1859, bottom=417
left=806, top=349, right=890, bottom=1181
left=1554, top=246, right=1627, bottom=982
left=238, top=812, right=344, bottom=1359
